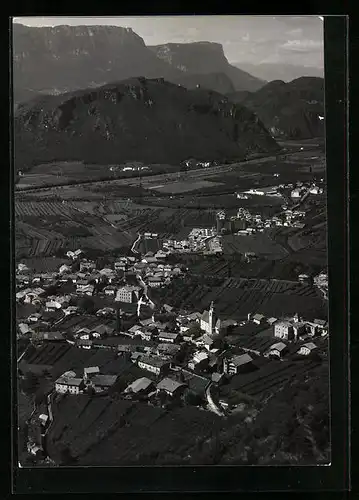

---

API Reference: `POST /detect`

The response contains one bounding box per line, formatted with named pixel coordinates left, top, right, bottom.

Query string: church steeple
left=209, top=301, right=214, bottom=335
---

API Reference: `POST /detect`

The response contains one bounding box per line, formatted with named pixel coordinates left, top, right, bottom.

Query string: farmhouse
left=83, top=366, right=100, bottom=380
left=90, top=374, right=118, bottom=392
left=125, top=377, right=154, bottom=395
left=274, top=321, right=295, bottom=341
left=137, top=356, right=170, bottom=376
left=267, top=342, right=288, bottom=358
left=156, top=343, right=181, bottom=357
left=188, top=351, right=209, bottom=371
left=156, top=378, right=187, bottom=397
left=298, top=342, right=318, bottom=356
left=158, top=332, right=180, bottom=344
left=35, top=331, right=65, bottom=342
left=223, top=354, right=254, bottom=375
left=55, top=375, right=85, bottom=394
left=252, top=313, right=266, bottom=325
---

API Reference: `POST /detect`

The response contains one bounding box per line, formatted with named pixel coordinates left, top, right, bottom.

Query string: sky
left=13, top=16, right=324, bottom=67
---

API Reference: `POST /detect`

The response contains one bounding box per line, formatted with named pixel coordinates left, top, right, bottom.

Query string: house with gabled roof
left=156, top=377, right=187, bottom=397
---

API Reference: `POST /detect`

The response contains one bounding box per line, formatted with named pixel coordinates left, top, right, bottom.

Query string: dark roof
left=138, top=356, right=170, bottom=368
left=156, top=377, right=186, bottom=394
left=212, top=372, right=225, bottom=383
left=158, top=332, right=179, bottom=339
left=127, top=377, right=154, bottom=393
left=56, top=376, right=83, bottom=387
left=230, top=353, right=253, bottom=366
left=91, top=374, right=118, bottom=387
left=201, top=311, right=209, bottom=323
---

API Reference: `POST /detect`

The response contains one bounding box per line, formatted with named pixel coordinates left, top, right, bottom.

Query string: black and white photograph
left=13, top=15, right=332, bottom=469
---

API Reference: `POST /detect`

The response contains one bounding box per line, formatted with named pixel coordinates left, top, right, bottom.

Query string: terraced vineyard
left=156, top=276, right=327, bottom=319
left=222, top=359, right=322, bottom=399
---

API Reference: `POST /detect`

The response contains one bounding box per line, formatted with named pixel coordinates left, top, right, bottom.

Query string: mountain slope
left=149, top=42, right=266, bottom=92
left=228, top=77, right=325, bottom=139
left=14, top=77, right=279, bottom=172
left=13, top=25, right=263, bottom=105
left=232, top=62, right=325, bottom=83
left=170, top=72, right=235, bottom=94
left=13, top=24, right=181, bottom=103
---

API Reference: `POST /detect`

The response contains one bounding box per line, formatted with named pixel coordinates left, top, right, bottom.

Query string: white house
left=266, top=342, right=287, bottom=358
left=298, top=342, right=317, bottom=356
left=137, top=356, right=170, bottom=376
left=55, top=375, right=85, bottom=394
left=45, top=300, right=62, bottom=311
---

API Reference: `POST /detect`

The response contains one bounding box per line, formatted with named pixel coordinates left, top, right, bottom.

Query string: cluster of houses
left=236, top=180, right=324, bottom=204
left=234, top=206, right=306, bottom=234
left=162, top=227, right=220, bottom=255
left=215, top=207, right=306, bottom=238
left=291, top=182, right=324, bottom=199
left=16, top=251, right=186, bottom=308
left=43, top=300, right=329, bottom=410
left=17, top=247, right=328, bottom=420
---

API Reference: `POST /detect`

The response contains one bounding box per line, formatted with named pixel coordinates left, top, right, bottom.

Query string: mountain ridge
left=13, top=24, right=265, bottom=105
left=14, top=77, right=279, bottom=172
left=227, top=76, right=325, bottom=139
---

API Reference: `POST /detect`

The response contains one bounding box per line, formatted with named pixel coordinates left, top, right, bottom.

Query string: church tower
left=209, top=301, right=215, bottom=335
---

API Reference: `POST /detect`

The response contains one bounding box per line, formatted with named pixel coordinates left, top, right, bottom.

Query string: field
left=46, top=396, right=224, bottom=465
left=41, top=352, right=329, bottom=466
left=154, top=276, right=327, bottom=320
left=220, top=358, right=323, bottom=400
left=221, top=233, right=288, bottom=259
left=149, top=180, right=224, bottom=194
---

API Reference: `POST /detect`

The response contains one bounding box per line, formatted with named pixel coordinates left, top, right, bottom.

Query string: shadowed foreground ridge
left=227, top=77, right=325, bottom=139
left=14, top=77, right=279, bottom=172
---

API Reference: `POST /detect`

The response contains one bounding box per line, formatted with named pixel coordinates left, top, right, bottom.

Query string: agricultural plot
left=149, top=180, right=224, bottom=194
left=24, top=344, right=71, bottom=367
left=15, top=201, right=81, bottom=218
left=20, top=257, right=72, bottom=272
left=221, top=359, right=322, bottom=400
left=184, top=255, right=273, bottom=279
left=222, top=233, right=288, bottom=260
left=158, top=276, right=327, bottom=319
left=49, top=399, right=222, bottom=465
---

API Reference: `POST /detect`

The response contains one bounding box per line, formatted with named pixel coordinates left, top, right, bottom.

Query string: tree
left=21, top=372, right=40, bottom=395
left=78, top=296, right=95, bottom=314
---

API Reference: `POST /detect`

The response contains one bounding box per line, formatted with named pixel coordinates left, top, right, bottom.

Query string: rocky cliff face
left=228, top=77, right=325, bottom=139
left=149, top=42, right=265, bottom=91
left=13, top=25, right=265, bottom=104
left=14, top=77, right=278, bottom=172
left=13, top=24, right=180, bottom=99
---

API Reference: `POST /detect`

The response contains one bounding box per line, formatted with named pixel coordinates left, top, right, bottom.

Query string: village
left=16, top=245, right=329, bottom=461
